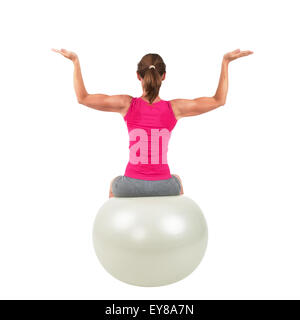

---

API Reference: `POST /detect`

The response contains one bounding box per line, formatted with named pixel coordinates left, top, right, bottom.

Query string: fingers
left=239, top=50, right=254, bottom=57
left=51, top=48, right=63, bottom=55
left=241, top=50, right=253, bottom=55
left=51, top=48, right=68, bottom=58
left=233, top=50, right=254, bottom=59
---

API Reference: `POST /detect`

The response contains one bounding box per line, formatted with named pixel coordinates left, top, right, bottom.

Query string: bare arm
left=51, top=48, right=132, bottom=116
left=214, top=58, right=229, bottom=106
left=72, top=57, right=88, bottom=102
left=78, top=93, right=132, bottom=116
left=73, top=58, right=132, bottom=115
left=170, top=49, right=253, bottom=120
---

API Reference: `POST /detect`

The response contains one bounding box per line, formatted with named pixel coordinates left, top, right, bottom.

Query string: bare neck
left=140, top=94, right=161, bottom=104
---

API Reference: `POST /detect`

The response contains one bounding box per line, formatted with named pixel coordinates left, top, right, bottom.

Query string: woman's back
left=123, top=97, right=177, bottom=180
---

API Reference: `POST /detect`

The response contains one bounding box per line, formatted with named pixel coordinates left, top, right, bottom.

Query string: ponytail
left=137, top=53, right=166, bottom=104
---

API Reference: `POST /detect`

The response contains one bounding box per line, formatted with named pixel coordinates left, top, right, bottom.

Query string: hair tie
left=149, top=65, right=156, bottom=69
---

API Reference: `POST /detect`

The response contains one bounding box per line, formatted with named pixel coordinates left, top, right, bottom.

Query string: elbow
left=77, top=95, right=87, bottom=105
left=215, top=98, right=226, bottom=107
left=213, top=96, right=226, bottom=107
left=77, top=93, right=90, bottom=105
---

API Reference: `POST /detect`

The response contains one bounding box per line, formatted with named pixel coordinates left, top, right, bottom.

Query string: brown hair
left=137, top=53, right=166, bottom=104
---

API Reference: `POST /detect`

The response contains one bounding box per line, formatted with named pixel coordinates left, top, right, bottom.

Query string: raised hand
left=223, top=49, right=254, bottom=63
left=51, top=48, right=78, bottom=62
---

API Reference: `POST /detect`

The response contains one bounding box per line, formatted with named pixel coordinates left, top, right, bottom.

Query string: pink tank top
left=123, top=97, right=177, bottom=180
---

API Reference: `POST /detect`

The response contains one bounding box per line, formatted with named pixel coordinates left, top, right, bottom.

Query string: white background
left=0, top=0, right=299, bottom=300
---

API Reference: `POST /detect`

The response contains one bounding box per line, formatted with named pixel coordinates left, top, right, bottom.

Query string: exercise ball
left=92, top=195, right=208, bottom=287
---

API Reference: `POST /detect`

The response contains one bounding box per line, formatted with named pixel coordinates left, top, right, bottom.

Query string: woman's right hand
left=51, top=48, right=78, bottom=62
left=223, top=48, right=253, bottom=63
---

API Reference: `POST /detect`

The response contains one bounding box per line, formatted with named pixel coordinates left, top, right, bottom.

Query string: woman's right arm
left=170, top=49, right=253, bottom=120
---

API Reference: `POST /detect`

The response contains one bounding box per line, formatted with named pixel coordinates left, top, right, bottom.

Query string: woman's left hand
left=223, top=49, right=254, bottom=63
left=51, top=48, right=78, bottom=62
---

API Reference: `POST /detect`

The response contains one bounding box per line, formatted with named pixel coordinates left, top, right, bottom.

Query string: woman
left=51, top=48, right=253, bottom=198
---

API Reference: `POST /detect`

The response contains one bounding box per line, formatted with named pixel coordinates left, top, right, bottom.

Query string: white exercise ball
left=92, top=195, right=208, bottom=287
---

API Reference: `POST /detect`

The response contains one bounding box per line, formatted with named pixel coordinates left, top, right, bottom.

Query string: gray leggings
left=111, top=175, right=182, bottom=197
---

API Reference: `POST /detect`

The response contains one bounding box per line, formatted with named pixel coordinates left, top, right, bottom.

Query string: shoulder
left=169, top=99, right=197, bottom=120
left=121, top=95, right=134, bottom=107
left=120, top=95, right=135, bottom=117
left=169, top=99, right=179, bottom=109
left=169, top=99, right=185, bottom=120
left=119, top=95, right=134, bottom=115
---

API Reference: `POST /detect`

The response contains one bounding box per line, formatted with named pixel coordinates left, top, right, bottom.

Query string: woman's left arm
left=52, top=48, right=132, bottom=115
left=72, top=56, right=88, bottom=103
left=73, top=57, right=132, bottom=114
